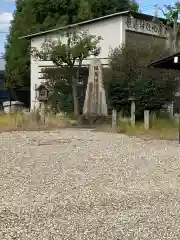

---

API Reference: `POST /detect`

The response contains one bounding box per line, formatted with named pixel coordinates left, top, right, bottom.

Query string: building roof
left=149, top=52, right=180, bottom=70
left=19, top=10, right=164, bottom=40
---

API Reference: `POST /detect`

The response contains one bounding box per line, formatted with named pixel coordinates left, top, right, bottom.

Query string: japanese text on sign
left=125, top=17, right=167, bottom=36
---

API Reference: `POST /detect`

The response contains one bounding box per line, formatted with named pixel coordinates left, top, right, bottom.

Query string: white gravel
left=0, top=129, right=180, bottom=239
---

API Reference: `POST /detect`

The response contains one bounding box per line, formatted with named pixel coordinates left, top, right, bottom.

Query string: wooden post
left=131, top=100, right=135, bottom=126
left=112, top=109, right=117, bottom=131
left=40, top=101, right=45, bottom=124
left=9, top=90, right=11, bottom=113
left=170, top=101, right=174, bottom=119
left=179, top=113, right=180, bottom=144
left=144, top=110, right=150, bottom=130
left=118, top=110, right=123, bottom=120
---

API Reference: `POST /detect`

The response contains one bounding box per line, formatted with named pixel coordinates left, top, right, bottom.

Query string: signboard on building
left=125, top=16, right=168, bottom=37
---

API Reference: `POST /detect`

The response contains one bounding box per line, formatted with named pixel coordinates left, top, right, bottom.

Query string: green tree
left=153, top=2, right=180, bottom=53
left=108, top=42, right=180, bottom=119
left=42, top=67, right=74, bottom=114
left=43, top=66, right=89, bottom=114
left=32, top=30, right=101, bottom=118
left=5, top=0, right=31, bottom=90
left=89, top=0, right=138, bottom=18
left=5, top=0, right=139, bottom=99
left=163, top=3, right=180, bottom=52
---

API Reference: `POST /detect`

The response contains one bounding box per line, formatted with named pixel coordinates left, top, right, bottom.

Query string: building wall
left=30, top=14, right=169, bottom=110
left=126, top=30, right=166, bottom=46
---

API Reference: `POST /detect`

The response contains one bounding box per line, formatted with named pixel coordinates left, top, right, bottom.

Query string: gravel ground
left=0, top=129, right=180, bottom=240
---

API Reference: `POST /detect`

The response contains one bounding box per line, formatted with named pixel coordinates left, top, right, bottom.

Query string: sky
left=0, top=0, right=175, bottom=55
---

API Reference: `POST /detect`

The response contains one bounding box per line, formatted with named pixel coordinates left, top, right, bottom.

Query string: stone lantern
left=35, top=83, right=49, bottom=102
left=35, top=83, right=49, bottom=124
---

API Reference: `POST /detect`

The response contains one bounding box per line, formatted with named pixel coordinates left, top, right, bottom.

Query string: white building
left=20, top=11, right=170, bottom=110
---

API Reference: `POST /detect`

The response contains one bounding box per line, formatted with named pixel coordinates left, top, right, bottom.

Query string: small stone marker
left=170, top=101, right=174, bottom=118
left=144, top=110, right=149, bottom=130
left=131, top=100, right=135, bottom=126
left=40, top=101, right=45, bottom=125
left=118, top=110, right=123, bottom=119
left=112, top=109, right=117, bottom=131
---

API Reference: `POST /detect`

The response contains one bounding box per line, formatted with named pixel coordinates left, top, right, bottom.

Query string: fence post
left=118, top=110, right=123, bottom=120
left=131, top=100, right=135, bottom=126
left=112, top=109, right=117, bottom=131
left=144, top=110, right=150, bottom=130
left=40, top=101, right=46, bottom=124
left=170, top=101, right=174, bottom=118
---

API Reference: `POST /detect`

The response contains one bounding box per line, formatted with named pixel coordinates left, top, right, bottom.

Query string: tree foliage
left=5, top=0, right=139, bottom=94
left=43, top=67, right=73, bottom=114
left=162, top=3, right=180, bottom=22
left=89, top=0, right=138, bottom=18
left=43, top=67, right=88, bottom=114
left=155, top=2, right=180, bottom=52
left=108, top=42, right=180, bottom=119
left=32, top=30, right=101, bottom=117
left=33, top=30, right=101, bottom=67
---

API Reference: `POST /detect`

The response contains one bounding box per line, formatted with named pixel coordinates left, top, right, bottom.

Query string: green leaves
left=90, top=0, right=139, bottom=18
left=163, top=3, right=180, bottom=21
left=32, top=30, right=102, bottom=69
left=43, top=67, right=74, bottom=113
left=154, top=2, right=180, bottom=53
left=108, top=43, right=180, bottom=118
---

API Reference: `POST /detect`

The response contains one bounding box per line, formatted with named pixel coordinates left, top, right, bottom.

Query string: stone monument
left=83, top=58, right=108, bottom=118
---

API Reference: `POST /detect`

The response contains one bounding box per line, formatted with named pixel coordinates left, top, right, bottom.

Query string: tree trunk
left=72, top=63, right=82, bottom=121
left=72, top=78, right=79, bottom=118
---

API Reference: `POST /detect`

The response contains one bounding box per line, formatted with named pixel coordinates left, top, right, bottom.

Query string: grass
left=0, top=111, right=178, bottom=141
left=95, top=116, right=179, bottom=141
left=0, top=111, right=75, bottom=132
left=116, top=116, right=179, bottom=140
left=147, top=117, right=178, bottom=140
